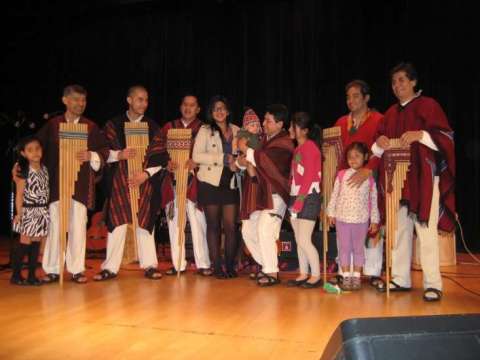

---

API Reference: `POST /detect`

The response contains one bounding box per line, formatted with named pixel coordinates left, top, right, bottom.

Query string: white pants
left=392, top=177, right=442, bottom=290
left=291, top=218, right=320, bottom=277
left=167, top=198, right=210, bottom=271
left=241, top=194, right=286, bottom=274
left=363, top=238, right=384, bottom=277
left=101, top=224, right=158, bottom=273
left=42, top=200, right=87, bottom=275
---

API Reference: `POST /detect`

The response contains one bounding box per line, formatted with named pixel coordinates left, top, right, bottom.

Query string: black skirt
left=289, top=190, right=321, bottom=221
left=198, top=168, right=239, bottom=206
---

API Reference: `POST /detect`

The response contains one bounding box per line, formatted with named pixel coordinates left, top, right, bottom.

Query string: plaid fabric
left=103, top=115, right=162, bottom=232
left=150, top=118, right=204, bottom=207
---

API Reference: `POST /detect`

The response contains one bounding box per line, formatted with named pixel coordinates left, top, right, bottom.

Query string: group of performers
left=10, top=62, right=455, bottom=302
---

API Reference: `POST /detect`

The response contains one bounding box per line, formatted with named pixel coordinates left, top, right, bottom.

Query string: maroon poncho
left=240, top=130, right=294, bottom=219
left=147, top=118, right=203, bottom=209
left=103, top=114, right=169, bottom=233
left=36, top=114, right=109, bottom=210
left=369, top=96, right=455, bottom=232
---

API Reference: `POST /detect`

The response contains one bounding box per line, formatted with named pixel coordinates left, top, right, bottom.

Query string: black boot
left=10, top=243, right=28, bottom=285
left=27, top=242, right=42, bottom=286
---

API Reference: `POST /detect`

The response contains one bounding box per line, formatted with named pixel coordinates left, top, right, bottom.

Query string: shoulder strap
left=336, top=169, right=346, bottom=194
left=367, top=176, right=375, bottom=216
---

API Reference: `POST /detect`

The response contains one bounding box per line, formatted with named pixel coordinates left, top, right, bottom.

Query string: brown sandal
left=196, top=268, right=213, bottom=276
left=144, top=267, right=162, bottom=280
left=72, top=273, right=88, bottom=284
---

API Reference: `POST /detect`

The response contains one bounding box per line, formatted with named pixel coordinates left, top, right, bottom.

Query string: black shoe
left=300, top=279, right=323, bottom=289
left=214, top=270, right=227, bottom=279
left=226, top=270, right=238, bottom=278
left=286, top=278, right=309, bottom=287
left=27, top=276, right=42, bottom=286
left=10, top=275, right=28, bottom=286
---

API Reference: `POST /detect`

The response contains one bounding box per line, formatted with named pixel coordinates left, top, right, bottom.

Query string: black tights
left=204, top=204, right=238, bottom=273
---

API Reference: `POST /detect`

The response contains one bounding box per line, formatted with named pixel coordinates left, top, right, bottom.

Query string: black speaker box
left=321, top=314, right=480, bottom=360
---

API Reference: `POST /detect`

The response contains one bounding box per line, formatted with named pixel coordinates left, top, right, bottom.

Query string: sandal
left=93, top=269, right=117, bottom=282
left=375, top=279, right=411, bottom=293
left=249, top=271, right=265, bottom=280
left=165, top=267, right=186, bottom=276
left=369, top=276, right=383, bottom=288
left=196, top=268, right=213, bottom=276
left=42, top=273, right=60, bottom=284
left=144, top=267, right=162, bottom=280
left=257, top=274, right=281, bottom=287
left=423, top=288, right=442, bottom=302
left=72, top=273, right=88, bottom=284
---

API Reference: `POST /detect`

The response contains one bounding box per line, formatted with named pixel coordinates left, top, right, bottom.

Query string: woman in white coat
left=193, top=95, right=240, bottom=278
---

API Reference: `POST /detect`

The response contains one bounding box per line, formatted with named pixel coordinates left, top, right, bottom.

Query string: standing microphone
left=43, top=110, right=63, bottom=120
left=13, top=110, right=26, bottom=128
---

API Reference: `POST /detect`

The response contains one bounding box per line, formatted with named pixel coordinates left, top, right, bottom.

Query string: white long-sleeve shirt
left=326, top=168, right=380, bottom=224
left=106, top=112, right=161, bottom=177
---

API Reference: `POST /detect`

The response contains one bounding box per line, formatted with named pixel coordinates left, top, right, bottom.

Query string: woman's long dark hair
left=16, top=135, right=43, bottom=179
left=291, top=112, right=322, bottom=148
left=205, top=95, right=232, bottom=139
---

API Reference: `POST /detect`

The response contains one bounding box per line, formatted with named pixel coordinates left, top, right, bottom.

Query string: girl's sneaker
left=341, top=276, right=353, bottom=291
left=352, top=276, right=362, bottom=290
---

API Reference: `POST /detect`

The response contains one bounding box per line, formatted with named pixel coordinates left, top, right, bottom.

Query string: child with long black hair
left=287, top=112, right=323, bottom=288
left=11, top=136, right=49, bottom=285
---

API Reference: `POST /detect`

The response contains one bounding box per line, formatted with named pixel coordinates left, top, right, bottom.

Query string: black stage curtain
left=1, top=0, right=479, bottom=249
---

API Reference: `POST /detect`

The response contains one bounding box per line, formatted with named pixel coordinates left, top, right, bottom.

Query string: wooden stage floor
left=0, top=250, right=479, bottom=360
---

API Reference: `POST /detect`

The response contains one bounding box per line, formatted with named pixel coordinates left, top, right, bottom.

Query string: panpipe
left=59, top=122, right=88, bottom=285
left=321, top=126, right=343, bottom=283
left=167, top=128, right=192, bottom=277
left=123, top=122, right=150, bottom=265
left=384, top=139, right=410, bottom=297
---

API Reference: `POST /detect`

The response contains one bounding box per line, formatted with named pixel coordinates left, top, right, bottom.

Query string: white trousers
left=291, top=218, right=320, bottom=277
left=363, top=238, right=384, bottom=277
left=101, top=224, right=158, bottom=273
left=241, top=194, right=286, bottom=274
left=42, top=200, right=87, bottom=275
left=392, top=177, right=442, bottom=290
left=167, top=198, right=210, bottom=271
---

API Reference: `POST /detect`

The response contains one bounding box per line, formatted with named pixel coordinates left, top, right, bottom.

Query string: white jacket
left=192, top=123, right=239, bottom=188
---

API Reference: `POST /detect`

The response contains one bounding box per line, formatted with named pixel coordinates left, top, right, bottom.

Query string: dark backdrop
left=1, top=0, right=479, bottom=249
